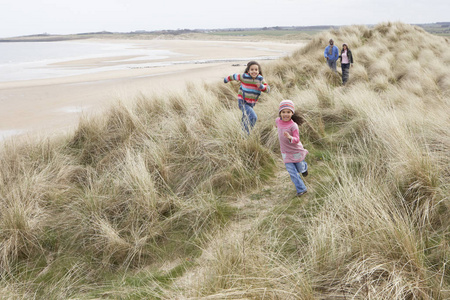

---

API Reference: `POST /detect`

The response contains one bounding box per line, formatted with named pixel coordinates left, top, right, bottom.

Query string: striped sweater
left=224, top=73, right=270, bottom=104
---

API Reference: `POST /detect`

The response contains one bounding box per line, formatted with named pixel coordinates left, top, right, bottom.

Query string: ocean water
left=0, top=40, right=287, bottom=83
left=0, top=41, right=177, bottom=82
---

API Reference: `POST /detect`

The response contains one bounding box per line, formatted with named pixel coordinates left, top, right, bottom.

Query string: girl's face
left=280, top=109, right=293, bottom=122
left=248, top=64, right=260, bottom=79
left=343, top=45, right=348, bottom=50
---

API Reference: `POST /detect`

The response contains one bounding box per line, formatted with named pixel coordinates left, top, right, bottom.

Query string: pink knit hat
left=279, top=100, right=295, bottom=113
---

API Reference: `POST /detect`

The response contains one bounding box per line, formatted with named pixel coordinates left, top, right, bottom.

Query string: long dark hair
left=341, top=43, right=350, bottom=53
left=279, top=111, right=305, bottom=125
left=244, top=61, right=263, bottom=76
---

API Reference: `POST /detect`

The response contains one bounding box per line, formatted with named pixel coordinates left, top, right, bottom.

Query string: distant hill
left=1, top=22, right=449, bottom=42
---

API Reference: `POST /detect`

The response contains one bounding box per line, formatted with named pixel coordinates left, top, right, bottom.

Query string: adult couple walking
left=324, top=38, right=354, bottom=85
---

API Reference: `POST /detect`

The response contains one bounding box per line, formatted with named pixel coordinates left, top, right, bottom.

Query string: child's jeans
left=285, top=161, right=308, bottom=194
left=238, top=99, right=257, bottom=134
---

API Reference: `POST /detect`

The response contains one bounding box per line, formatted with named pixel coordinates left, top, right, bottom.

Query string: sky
left=1, top=0, right=449, bottom=38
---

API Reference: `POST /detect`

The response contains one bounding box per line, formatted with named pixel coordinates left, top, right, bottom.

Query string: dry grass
left=0, top=22, right=449, bottom=299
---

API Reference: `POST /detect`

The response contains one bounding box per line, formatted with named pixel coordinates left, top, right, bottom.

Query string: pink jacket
left=276, top=118, right=308, bottom=163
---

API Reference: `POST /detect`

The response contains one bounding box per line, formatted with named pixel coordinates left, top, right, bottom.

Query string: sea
left=0, top=40, right=177, bottom=82
left=0, top=40, right=283, bottom=83
left=0, top=40, right=183, bottom=141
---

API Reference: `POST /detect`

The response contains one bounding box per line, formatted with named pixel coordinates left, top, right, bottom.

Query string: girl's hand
left=283, top=131, right=292, bottom=141
left=257, top=77, right=264, bottom=89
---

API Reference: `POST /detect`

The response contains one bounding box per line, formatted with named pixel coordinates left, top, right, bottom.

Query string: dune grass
left=0, top=22, right=449, bottom=299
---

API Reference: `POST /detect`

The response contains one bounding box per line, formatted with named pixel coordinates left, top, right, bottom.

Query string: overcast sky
left=1, top=0, right=448, bottom=38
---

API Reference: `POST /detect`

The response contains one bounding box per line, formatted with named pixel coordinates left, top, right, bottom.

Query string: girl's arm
left=290, top=128, right=300, bottom=144
left=260, top=79, right=270, bottom=93
left=284, top=127, right=300, bottom=144
left=257, top=76, right=270, bottom=93
left=224, top=74, right=241, bottom=83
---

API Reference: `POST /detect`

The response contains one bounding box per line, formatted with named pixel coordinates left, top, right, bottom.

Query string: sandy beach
left=0, top=38, right=305, bottom=141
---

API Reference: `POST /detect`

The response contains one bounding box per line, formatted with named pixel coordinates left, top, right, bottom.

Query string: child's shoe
left=297, top=191, right=307, bottom=197
left=302, top=170, right=308, bottom=177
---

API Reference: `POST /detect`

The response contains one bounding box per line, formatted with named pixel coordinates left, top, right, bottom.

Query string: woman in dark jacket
left=339, top=43, right=353, bottom=85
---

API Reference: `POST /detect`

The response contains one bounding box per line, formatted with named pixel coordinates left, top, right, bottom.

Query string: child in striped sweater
left=224, top=61, right=270, bottom=133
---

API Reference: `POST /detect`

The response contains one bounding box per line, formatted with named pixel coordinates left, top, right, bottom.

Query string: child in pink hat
left=275, top=100, right=309, bottom=196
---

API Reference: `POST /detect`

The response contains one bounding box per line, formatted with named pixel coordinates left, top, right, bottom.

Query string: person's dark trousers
left=341, top=63, right=350, bottom=85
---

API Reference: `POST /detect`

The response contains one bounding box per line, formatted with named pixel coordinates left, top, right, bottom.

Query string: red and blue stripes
left=225, top=73, right=270, bottom=104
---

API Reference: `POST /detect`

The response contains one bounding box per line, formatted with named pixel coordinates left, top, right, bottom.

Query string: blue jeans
left=327, top=59, right=337, bottom=72
left=285, top=161, right=308, bottom=194
left=238, top=99, right=257, bottom=134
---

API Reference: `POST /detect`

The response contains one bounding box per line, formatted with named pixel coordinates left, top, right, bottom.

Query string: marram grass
left=0, top=22, right=449, bottom=299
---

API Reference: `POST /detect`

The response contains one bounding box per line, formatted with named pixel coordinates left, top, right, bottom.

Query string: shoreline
left=0, top=38, right=306, bottom=142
